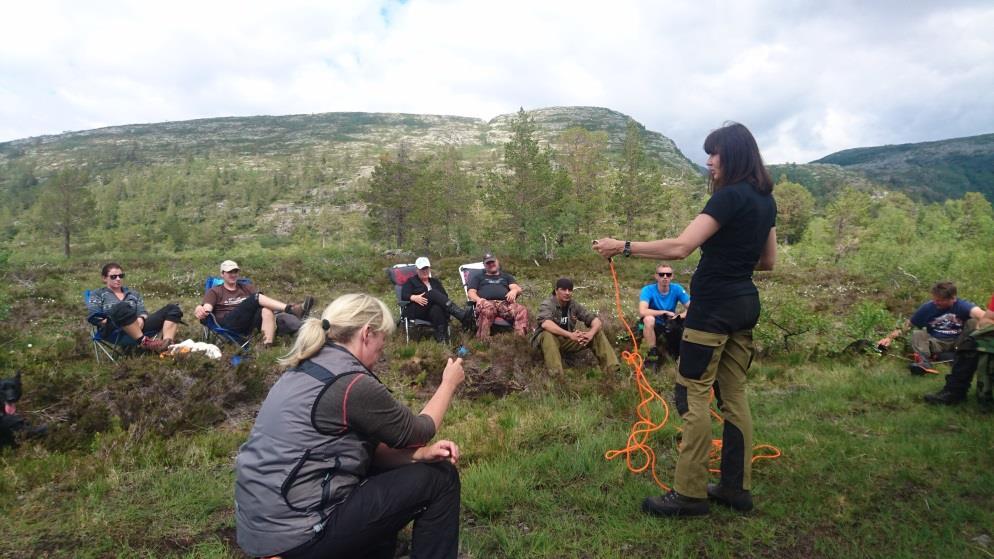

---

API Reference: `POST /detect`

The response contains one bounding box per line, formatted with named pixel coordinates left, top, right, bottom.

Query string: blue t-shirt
left=910, top=299, right=977, bottom=339
left=639, top=283, right=690, bottom=313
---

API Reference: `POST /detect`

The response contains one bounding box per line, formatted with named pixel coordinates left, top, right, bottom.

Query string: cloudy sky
left=1, top=0, right=992, bottom=164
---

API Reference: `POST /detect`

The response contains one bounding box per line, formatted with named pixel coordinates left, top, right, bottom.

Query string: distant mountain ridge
left=0, top=106, right=701, bottom=177
left=812, top=133, right=994, bottom=203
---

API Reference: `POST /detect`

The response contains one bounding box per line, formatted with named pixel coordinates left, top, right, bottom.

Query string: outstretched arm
left=593, top=214, right=721, bottom=260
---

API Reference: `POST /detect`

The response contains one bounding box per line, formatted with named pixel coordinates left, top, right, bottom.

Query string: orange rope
left=603, top=259, right=672, bottom=491
left=602, top=259, right=781, bottom=490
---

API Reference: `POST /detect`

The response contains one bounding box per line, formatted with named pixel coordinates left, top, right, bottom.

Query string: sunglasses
left=657, top=272, right=673, bottom=277
left=108, top=273, right=125, bottom=280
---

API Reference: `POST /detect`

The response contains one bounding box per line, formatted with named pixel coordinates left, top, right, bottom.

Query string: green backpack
left=970, top=326, right=994, bottom=410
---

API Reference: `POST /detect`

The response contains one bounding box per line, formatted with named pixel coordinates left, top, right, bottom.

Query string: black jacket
left=400, top=275, right=449, bottom=302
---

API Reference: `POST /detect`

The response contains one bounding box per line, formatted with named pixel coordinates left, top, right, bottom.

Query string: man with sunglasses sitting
left=639, top=263, right=690, bottom=362
left=194, top=260, right=314, bottom=349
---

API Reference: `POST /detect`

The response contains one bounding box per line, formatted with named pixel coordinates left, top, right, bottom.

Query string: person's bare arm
left=756, top=227, right=777, bottom=271
left=593, top=214, right=720, bottom=260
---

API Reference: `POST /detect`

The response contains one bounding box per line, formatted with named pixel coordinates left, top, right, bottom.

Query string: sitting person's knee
left=643, top=315, right=655, bottom=327
left=107, top=303, right=139, bottom=327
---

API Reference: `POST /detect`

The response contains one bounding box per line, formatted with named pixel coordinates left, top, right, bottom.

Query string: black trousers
left=216, top=294, right=264, bottom=335
left=404, top=290, right=451, bottom=329
left=105, top=302, right=183, bottom=338
left=651, top=317, right=684, bottom=358
left=945, top=336, right=980, bottom=396
left=283, top=461, right=461, bottom=559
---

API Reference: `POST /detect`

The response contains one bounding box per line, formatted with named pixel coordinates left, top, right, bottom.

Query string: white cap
left=220, top=260, right=240, bottom=272
left=415, top=257, right=431, bottom=269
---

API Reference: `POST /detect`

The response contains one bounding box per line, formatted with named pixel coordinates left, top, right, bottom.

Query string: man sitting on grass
left=923, top=295, right=994, bottom=410
left=639, top=263, right=689, bottom=362
left=193, top=260, right=314, bottom=349
left=877, top=281, right=985, bottom=374
left=531, top=277, right=620, bottom=377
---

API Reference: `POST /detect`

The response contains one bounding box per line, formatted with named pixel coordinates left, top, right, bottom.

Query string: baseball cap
left=220, top=260, right=240, bottom=273
left=415, top=257, right=431, bottom=269
left=482, top=252, right=497, bottom=263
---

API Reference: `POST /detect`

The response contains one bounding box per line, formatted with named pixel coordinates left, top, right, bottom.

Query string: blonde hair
left=279, top=294, right=396, bottom=368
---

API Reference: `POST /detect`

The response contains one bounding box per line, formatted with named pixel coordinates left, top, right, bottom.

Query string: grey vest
left=234, top=344, right=379, bottom=557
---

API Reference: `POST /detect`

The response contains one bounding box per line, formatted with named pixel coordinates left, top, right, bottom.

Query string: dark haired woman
left=235, top=294, right=464, bottom=559
left=594, top=122, right=776, bottom=516
left=86, top=262, right=183, bottom=352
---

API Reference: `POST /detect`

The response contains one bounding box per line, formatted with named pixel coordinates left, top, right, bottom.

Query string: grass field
left=1, top=251, right=992, bottom=558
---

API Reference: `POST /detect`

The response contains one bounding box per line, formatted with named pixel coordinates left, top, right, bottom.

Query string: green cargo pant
left=673, top=327, right=754, bottom=499
left=536, top=330, right=620, bottom=375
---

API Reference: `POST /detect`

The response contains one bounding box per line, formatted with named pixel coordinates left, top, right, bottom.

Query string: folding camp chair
left=85, top=290, right=139, bottom=363
left=200, top=277, right=254, bottom=353
left=457, top=262, right=514, bottom=334
left=385, top=264, right=448, bottom=343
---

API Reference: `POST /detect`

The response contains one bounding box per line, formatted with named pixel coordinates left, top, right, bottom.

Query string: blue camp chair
left=200, top=277, right=253, bottom=353
left=385, top=264, right=448, bottom=343
left=85, top=290, right=140, bottom=363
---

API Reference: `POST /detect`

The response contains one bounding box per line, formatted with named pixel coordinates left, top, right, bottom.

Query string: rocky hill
left=812, top=133, right=994, bottom=203
left=0, top=107, right=701, bottom=177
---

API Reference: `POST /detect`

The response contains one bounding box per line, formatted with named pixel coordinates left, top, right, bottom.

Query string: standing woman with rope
left=594, top=122, right=776, bottom=516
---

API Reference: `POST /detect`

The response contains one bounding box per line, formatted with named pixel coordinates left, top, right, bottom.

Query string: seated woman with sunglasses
left=639, top=262, right=690, bottom=361
left=86, top=262, right=183, bottom=353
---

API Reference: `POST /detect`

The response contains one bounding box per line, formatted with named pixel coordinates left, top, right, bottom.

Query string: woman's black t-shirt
left=690, top=181, right=776, bottom=301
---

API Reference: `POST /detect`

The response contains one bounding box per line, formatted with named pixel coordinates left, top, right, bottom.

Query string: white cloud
left=0, top=0, right=992, bottom=165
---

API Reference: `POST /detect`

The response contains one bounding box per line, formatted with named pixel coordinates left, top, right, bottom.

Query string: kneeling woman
left=235, top=294, right=465, bottom=559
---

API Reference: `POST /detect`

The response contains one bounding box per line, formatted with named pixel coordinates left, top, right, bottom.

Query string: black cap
left=555, top=277, right=574, bottom=291
left=483, top=252, right=497, bottom=263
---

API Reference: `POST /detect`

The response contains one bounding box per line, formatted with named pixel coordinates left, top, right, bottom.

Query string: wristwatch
left=623, top=240, right=632, bottom=257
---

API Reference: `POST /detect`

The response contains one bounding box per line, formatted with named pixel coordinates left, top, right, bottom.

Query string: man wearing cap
left=194, top=260, right=315, bottom=348
left=532, top=277, right=620, bottom=376
left=401, top=256, right=474, bottom=343
left=467, top=253, right=529, bottom=339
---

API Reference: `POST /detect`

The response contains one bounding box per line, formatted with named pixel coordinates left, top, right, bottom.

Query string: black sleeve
left=504, top=272, right=517, bottom=285
left=467, top=273, right=480, bottom=291
left=401, top=277, right=416, bottom=302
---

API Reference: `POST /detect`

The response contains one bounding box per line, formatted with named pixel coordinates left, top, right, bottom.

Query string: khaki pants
left=536, top=330, right=620, bottom=375
left=911, top=319, right=977, bottom=358
left=673, top=327, right=754, bottom=499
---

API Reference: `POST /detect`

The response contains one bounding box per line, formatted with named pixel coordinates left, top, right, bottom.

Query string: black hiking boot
left=707, top=483, right=754, bottom=512
left=445, top=300, right=474, bottom=330
left=641, top=490, right=709, bottom=517
left=923, top=388, right=965, bottom=405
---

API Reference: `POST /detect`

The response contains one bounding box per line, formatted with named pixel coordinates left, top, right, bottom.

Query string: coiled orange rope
left=602, top=259, right=781, bottom=490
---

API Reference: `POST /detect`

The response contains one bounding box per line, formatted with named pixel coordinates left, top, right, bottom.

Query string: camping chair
left=200, top=277, right=253, bottom=353
left=457, top=262, right=514, bottom=334
left=84, top=290, right=139, bottom=363
left=385, top=264, right=448, bottom=343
